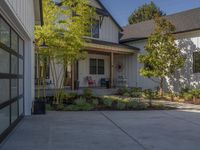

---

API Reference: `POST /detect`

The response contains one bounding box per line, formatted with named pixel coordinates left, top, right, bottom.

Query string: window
left=0, top=48, right=9, bottom=73
left=193, top=52, right=200, bottom=73
left=11, top=55, right=18, bottom=74
left=0, top=15, right=24, bottom=140
left=11, top=101, right=18, bottom=123
left=90, top=59, right=97, bottom=74
left=0, top=106, right=10, bottom=134
left=89, top=59, right=105, bottom=75
left=19, top=38, right=24, bottom=56
left=11, top=30, right=18, bottom=52
left=91, top=19, right=100, bottom=38
left=98, top=59, right=104, bottom=74
left=11, top=79, right=18, bottom=99
left=0, top=79, right=9, bottom=104
left=0, top=18, right=10, bottom=47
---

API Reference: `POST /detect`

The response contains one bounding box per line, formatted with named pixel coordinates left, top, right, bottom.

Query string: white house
left=0, top=0, right=42, bottom=143
left=41, top=0, right=200, bottom=93
left=121, top=8, right=200, bottom=92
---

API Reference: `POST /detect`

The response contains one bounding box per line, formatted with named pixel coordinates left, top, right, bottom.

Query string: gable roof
left=96, top=0, right=123, bottom=31
left=120, top=7, right=200, bottom=43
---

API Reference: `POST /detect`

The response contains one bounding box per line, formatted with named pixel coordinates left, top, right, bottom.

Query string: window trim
left=193, top=52, right=200, bottom=74
left=89, top=58, right=105, bottom=75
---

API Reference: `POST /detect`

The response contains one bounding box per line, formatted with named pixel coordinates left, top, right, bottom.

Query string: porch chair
left=86, top=76, right=96, bottom=87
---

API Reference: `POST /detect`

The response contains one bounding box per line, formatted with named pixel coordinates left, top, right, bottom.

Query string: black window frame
left=193, top=52, right=200, bottom=73
left=97, top=59, right=104, bottom=75
left=91, top=19, right=100, bottom=39
left=89, top=58, right=105, bottom=75
left=89, top=58, right=97, bottom=75
left=0, top=15, right=24, bottom=143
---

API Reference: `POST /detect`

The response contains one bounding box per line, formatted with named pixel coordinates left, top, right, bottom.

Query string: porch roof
left=85, top=39, right=140, bottom=54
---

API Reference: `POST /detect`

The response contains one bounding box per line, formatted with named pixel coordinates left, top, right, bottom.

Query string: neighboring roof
left=86, top=39, right=140, bottom=51
left=96, top=0, right=123, bottom=31
left=120, top=7, right=200, bottom=43
left=34, top=0, right=43, bottom=25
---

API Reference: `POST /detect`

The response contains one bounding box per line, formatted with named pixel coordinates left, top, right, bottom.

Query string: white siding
left=114, top=54, right=137, bottom=87
left=126, top=30, right=200, bottom=91
left=0, top=0, right=36, bottom=115
left=100, top=17, right=119, bottom=43
left=88, top=0, right=120, bottom=43
left=166, top=30, right=200, bottom=91
left=127, top=40, right=160, bottom=90
left=5, top=0, right=35, bottom=39
left=78, top=54, right=110, bottom=87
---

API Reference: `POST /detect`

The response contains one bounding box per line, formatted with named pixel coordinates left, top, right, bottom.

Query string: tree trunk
left=160, top=77, right=164, bottom=98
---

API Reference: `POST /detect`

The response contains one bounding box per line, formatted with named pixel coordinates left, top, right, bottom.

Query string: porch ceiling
left=85, top=39, right=140, bottom=54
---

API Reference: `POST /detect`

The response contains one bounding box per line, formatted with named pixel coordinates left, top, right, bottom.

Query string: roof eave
left=96, top=0, right=123, bottom=31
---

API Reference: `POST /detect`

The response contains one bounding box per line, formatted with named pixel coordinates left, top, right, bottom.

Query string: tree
left=35, top=0, right=95, bottom=104
left=139, top=16, right=186, bottom=97
left=128, top=1, right=165, bottom=24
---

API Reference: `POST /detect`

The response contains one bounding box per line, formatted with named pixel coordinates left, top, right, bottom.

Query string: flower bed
left=46, top=89, right=174, bottom=111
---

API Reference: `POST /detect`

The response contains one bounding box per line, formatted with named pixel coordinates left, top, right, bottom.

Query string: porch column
left=110, top=52, right=114, bottom=88
left=71, top=61, right=79, bottom=90
left=71, top=63, right=75, bottom=90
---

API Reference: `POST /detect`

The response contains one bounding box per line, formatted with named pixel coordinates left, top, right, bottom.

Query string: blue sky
left=101, top=0, right=200, bottom=26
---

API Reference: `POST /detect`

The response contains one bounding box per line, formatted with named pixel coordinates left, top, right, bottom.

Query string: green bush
left=117, top=88, right=129, bottom=95
left=130, top=87, right=143, bottom=98
left=123, top=92, right=130, bottom=97
left=65, top=103, right=94, bottom=111
left=143, top=89, right=159, bottom=99
left=83, top=88, right=93, bottom=98
left=117, top=101, right=126, bottom=110
left=127, top=100, right=147, bottom=110
left=92, top=99, right=99, bottom=106
left=182, top=89, right=200, bottom=101
left=190, top=89, right=200, bottom=98
left=75, top=97, right=86, bottom=105
left=56, top=103, right=65, bottom=111
left=103, top=98, right=113, bottom=107
left=66, top=92, right=78, bottom=100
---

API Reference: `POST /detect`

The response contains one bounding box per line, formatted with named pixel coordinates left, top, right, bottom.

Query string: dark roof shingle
left=120, top=7, right=200, bottom=43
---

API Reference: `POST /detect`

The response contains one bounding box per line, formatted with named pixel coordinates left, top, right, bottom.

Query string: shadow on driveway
left=1, top=110, right=200, bottom=150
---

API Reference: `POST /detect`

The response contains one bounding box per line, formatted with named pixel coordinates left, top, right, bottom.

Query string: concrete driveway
left=1, top=110, right=200, bottom=150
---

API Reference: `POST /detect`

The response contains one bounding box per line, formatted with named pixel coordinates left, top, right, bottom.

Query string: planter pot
left=33, top=100, right=46, bottom=115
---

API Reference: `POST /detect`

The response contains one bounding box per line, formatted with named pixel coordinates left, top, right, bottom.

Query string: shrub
left=56, top=103, right=65, bottom=111
left=123, top=92, right=130, bottom=97
left=75, top=97, right=86, bottom=105
left=83, top=88, right=93, bottom=98
left=129, top=88, right=143, bottom=98
left=66, top=92, right=78, bottom=100
left=127, top=100, right=147, bottom=110
left=190, top=89, right=200, bottom=99
left=117, top=88, right=129, bottom=95
left=183, top=93, right=193, bottom=101
left=92, top=99, right=99, bottom=106
left=65, top=103, right=94, bottom=111
left=102, top=98, right=113, bottom=107
left=143, top=89, right=159, bottom=99
left=117, top=101, right=126, bottom=110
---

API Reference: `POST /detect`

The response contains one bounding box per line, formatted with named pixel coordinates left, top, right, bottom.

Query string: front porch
left=70, top=39, right=139, bottom=90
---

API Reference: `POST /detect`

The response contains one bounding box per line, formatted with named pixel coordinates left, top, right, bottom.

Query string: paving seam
left=162, top=111, right=200, bottom=127
left=100, top=112, right=148, bottom=150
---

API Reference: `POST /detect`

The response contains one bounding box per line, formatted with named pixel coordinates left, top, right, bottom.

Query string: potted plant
left=33, top=53, right=46, bottom=115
